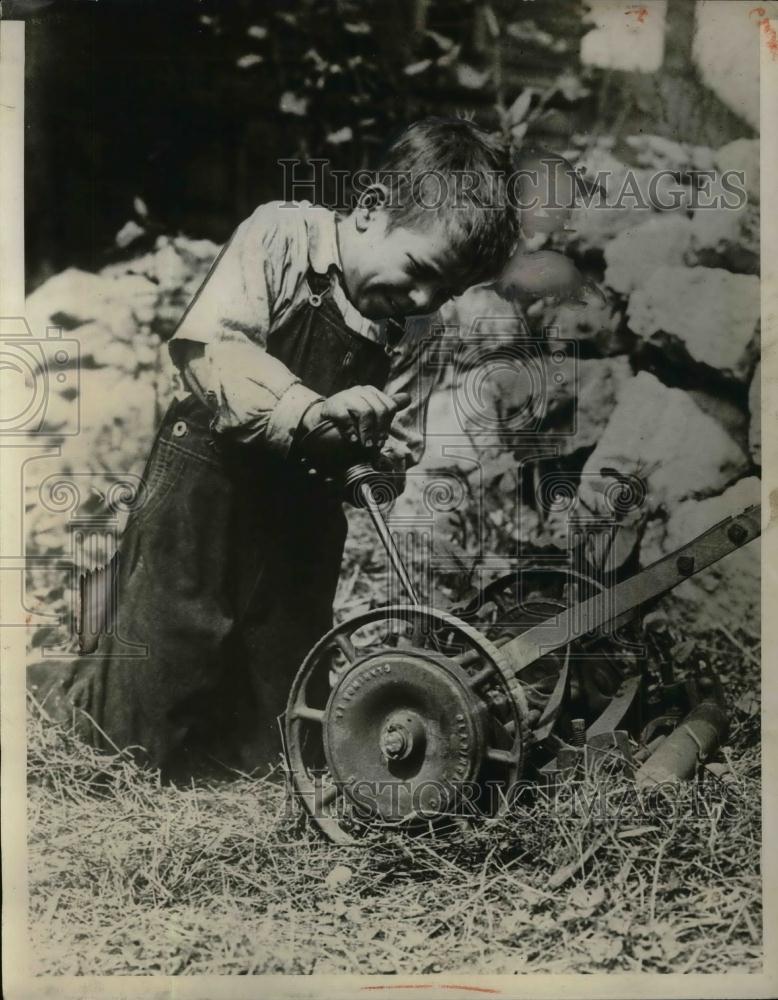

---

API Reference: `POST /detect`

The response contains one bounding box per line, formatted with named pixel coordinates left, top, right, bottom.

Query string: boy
left=33, top=117, right=520, bottom=778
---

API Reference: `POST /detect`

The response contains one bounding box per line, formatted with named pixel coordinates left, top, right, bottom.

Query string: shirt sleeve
left=380, top=313, right=445, bottom=471
left=170, top=203, right=323, bottom=455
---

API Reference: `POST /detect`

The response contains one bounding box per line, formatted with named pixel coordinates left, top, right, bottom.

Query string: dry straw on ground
left=28, top=613, right=761, bottom=977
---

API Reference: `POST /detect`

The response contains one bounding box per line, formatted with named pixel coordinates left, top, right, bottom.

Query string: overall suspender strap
left=305, top=269, right=332, bottom=307
left=304, top=267, right=407, bottom=353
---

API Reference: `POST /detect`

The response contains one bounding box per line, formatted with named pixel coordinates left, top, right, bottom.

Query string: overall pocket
left=133, top=403, right=221, bottom=529
left=133, top=437, right=189, bottom=528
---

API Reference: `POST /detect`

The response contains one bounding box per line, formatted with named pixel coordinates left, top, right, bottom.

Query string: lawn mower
left=284, top=419, right=762, bottom=843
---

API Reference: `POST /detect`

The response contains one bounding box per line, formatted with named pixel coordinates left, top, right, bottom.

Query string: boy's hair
left=374, top=116, right=519, bottom=283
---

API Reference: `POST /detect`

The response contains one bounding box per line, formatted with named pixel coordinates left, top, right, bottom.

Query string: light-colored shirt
left=170, top=200, right=443, bottom=469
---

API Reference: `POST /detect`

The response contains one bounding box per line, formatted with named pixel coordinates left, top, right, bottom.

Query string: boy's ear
left=354, top=183, right=389, bottom=231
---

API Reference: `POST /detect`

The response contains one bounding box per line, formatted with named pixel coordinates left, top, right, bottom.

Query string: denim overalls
left=42, top=271, right=404, bottom=778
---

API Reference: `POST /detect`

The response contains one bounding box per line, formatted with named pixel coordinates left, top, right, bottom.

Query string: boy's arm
left=171, top=203, right=324, bottom=457
left=183, top=338, right=324, bottom=456
left=174, top=204, right=408, bottom=457
left=379, top=313, right=446, bottom=473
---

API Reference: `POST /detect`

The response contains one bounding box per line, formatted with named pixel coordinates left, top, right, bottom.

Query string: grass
left=25, top=485, right=763, bottom=976
left=27, top=655, right=761, bottom=976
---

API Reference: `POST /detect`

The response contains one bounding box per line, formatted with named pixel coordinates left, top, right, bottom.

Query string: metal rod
left=495, top=504, right=762, bottom=678
left=358, top=481, right=422, bottom=605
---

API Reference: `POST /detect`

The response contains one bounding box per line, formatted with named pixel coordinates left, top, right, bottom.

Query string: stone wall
left=581, top=0, right=769, bottom=143
left=410, top=128, right=760, bottom=621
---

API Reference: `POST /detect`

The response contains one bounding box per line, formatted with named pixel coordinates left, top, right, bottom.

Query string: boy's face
left=341, top=205, right=472, bottom=320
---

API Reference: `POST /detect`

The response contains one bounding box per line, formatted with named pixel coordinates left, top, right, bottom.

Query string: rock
left=57, top=368, right=158, bottom=474
left=581, top=1, right=666, bottom=73
left=172, top=235, right=221, bottom=264
left=645, top=171, right=695, bottom=212
left=153, top=239, right=193, bottom=291
left=495, top=251, right=587, bottom=302
left=115, top=220, right=145, bottom=249
left=421, top=349, right=629, bottom=483
left=568, top=373, right=750, bottom=571
left=686, top=389, right=749, bottom=454
left=568, top=146, right=692, bottom=253
left=419, top=382, right=490, bottom=470
left=624, top=134, right=687, bottom=171
left=421, top=346, right=633, bottom=470
left=624, top=134, right=715, bottom=173
left=101, top=251, right=159, bottom=284
left=38, top=381, right=80, bottom=437
left=568, top=204, right=650, bottom=252
left=35, top=367, right=158, bottom=561
left=431, top=288, right=532, bottom=452
left=26, top=268, right=137, bottom=342
left=627, top=267, right=759, bottom=381
left=420, top=368, right=538, bottom=471
left=27, top=368, right=161, bottom=577
left=551, top=356, right=633, bottom=453
left=638, top=477, right=761, bottom=629
left=644, top=476, right=761, bottom=559
left=440, top=286, right=528, bottom=364
left=74, top=322, right=139, bottom=374
left=33, top=311, right=160, bottom=382
left=686, top=203, right=759, bottom=275
left=688, top=206, right=741, bottom=247
left=107, top=273, right=159, bottom=327
left=579, top=372, right=749, bottom=514
left=749, top=362, right=761, bottom=465
left=96, top=238, right=218, bottom=342
left=715, top=138, right=759, bottom=203
left=604, top=216, right=694, bottom=295
left=574, top=356, right=633, bottom=435
left=546, top=297, right=629, bottom=356
left=567, top=149, right=649, bottom=251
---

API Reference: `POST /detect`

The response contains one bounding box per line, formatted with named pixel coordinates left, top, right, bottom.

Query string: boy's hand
left=302, top=388, right=411, bottom=450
